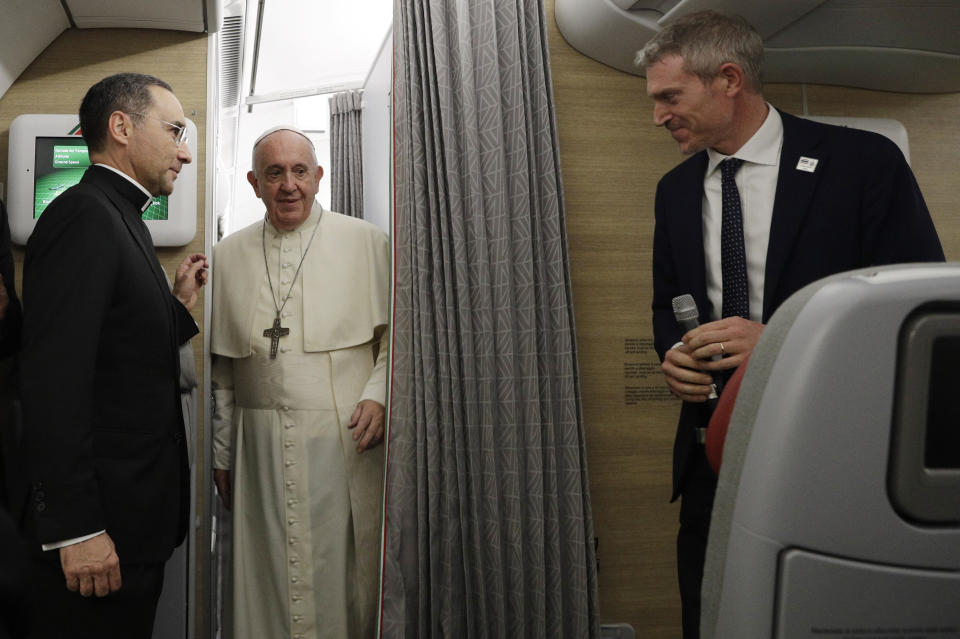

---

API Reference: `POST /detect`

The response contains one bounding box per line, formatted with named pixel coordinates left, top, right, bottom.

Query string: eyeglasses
left=127, top=112, right=189, bottom=147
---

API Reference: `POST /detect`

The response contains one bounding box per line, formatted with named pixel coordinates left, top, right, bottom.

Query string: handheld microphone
left=672, top=294, right=722, bottom=403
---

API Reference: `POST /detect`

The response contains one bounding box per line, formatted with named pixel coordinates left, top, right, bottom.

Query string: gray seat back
left=702, top=263, right=960, bottom=639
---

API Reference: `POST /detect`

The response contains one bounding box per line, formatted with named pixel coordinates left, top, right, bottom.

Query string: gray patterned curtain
left=382, top=0, right=599, bottom=637
left=329, top=89, right=364, bottom=218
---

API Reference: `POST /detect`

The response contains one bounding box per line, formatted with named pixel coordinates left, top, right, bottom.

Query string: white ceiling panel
left=65, top=0, right=206, bottom=32
left=249, top=0, right=392, bottom=98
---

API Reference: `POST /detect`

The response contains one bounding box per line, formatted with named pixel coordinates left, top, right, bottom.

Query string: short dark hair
left=635, top=10, right=764, bottom=93
left=79, top=73, right=173, bottom=153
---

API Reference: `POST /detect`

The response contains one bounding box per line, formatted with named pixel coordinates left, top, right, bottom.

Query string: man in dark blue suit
left=636, top=11, right=944, bottom=638
left=20, top=73, right=207, bottom=638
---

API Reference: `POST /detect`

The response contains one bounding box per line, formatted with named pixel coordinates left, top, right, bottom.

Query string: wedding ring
left=720, top=342, right=725, bottom=356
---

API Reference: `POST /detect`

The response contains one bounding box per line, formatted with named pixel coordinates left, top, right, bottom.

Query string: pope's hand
left=348, top=400, right=385, bottom=453
left=213, top=468, right=232, bottom=511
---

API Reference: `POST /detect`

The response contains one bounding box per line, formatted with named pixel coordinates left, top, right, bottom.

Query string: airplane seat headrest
left=701, top=263, right=960, bottom=639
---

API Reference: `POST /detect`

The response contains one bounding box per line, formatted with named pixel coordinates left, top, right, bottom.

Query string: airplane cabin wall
left=362, top=30, right=393, bottom=235
left=0, top=27, right=210, bottom=635
left=543, top=0, right=960, bottom=636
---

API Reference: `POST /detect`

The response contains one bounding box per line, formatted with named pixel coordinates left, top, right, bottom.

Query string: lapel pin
left=796, top=156, right=819, bottom=173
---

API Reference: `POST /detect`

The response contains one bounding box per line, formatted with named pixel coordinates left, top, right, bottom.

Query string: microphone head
left=672, top=294, right=698, bottom=322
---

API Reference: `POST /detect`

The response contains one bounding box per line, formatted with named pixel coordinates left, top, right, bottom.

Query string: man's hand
left=683, top=316, right=765, bottom=371
left=59, top=533, right=121, bottom=597
left=172, top=253, right=209, bottom=311
left=348, top=400, right=385, bottom=453
left=213, top=468, right=232, bottom=511
left=662, top=343, right=716, bottom=402
left=0, top=273, right=8, bottom=320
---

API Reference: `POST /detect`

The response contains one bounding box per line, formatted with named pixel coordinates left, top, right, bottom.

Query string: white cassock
left=211, top=204, right=388, bottom=639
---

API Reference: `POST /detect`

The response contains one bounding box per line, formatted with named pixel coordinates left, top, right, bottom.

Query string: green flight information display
left=33, top=136, right=169, bottom=220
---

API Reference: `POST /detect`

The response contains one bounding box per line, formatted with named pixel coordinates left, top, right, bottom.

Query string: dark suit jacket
left=0, top=200, right=24, bottom=513
left=20, top=165, right=196, bottom=564
left=0, top=202, right=28, bottom=639
left=0, top=201, right=22, bottom=361
left=651, top=111, right=944, bottom=500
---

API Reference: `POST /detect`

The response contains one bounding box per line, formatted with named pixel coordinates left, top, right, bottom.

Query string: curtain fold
left=329, top=89, right=364, bottom=218
left=383, top=0, right=599, bottom=636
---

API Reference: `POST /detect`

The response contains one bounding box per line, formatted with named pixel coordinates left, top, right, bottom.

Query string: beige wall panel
left=546, top=1, right=960, bottom=636
left=0, top=27, right=208, bottom=633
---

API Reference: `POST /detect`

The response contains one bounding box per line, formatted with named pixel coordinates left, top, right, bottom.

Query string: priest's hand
left=349, top=400, right=385, bottom=453
left=60, top=532, right=121, bottom=597
left=173, top=253, right=209, bottom=311
left=213, top=468, right=232, bottom=511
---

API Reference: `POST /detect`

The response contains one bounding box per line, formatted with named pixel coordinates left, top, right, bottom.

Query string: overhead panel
left=555, top=0, right=960, bottom=93
left=0, top=0, right=70, bottom=101
left=554, top=0, right=660, bottom=78
left=65, top=0, right=205, bottom=32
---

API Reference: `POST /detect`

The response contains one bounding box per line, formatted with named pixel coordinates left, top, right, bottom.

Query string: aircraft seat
left=701, top=263, right=960, bottom=639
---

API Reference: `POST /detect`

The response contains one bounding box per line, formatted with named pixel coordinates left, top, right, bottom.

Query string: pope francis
left=211, top=126, right=389, bottom=638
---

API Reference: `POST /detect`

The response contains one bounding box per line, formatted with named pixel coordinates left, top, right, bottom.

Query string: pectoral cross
left=263, top=316, right=290, bottom=359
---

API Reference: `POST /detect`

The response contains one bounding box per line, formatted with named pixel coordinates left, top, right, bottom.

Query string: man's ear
left=107, top=111, right=132, bottom=147
left=246, top=170, right=262, bottom=197
left=717, top=62, right=745, bottom=97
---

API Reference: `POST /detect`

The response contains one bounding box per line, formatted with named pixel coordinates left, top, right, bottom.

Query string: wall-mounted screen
left=7, top=114, right=197, bottom=246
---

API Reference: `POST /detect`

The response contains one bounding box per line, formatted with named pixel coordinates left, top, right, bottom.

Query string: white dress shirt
left=702, top=106, right=784, bottom=322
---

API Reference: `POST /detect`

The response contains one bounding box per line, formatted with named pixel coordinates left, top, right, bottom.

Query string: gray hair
left=634, top=10, right=764, bottom=93
left=250, top=125, right=318, bottom=173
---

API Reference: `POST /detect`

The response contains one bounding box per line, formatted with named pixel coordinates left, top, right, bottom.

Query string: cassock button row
left=284, top=441, right=295, bottom=448
left=289, top=557, right=299, bottom=565
left=291, top=577, right=299, bottom=584
left=282, top=406, right=290, bottom=411
left=289, top=537, right=298, bottom=545
left=285, top=460, right=296, bottom=467
left=281, top=279, right=290, bottom=285
left=284, top=423, right=295, bottom=430
left=282, top=262, right=291, bottom=269
left=282, top=311, right=291, bottom=318
left=281, top=347, right=290, bottom=353
left=292, top=595, right=302, bottom=602
left=287, top=499, right=297, bottom=507
left=283, top=247, right=291, bottom=253
left=293, top=615, right=303, bottom=623
left=285, top=480, right=296, bottom=487
left=288, top=518, right=297, bottom=526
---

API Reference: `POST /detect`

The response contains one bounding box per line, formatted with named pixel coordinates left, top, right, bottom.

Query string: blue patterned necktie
left=720, top=157, right=749, bottom=320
